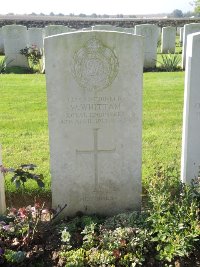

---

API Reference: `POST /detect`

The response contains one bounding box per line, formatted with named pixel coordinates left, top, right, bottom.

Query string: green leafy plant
left=147, top=166, right=200, bottom=263
left=0, top=57, right=13, bottom=73
left=20, top=45, right=43, bottom=72
left=157, top=53, right=181, bottom=71
left=1, top=164, right=45, bottom=189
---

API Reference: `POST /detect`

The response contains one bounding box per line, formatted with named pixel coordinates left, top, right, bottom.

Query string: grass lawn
left=0, top=71, right=185, bottom=197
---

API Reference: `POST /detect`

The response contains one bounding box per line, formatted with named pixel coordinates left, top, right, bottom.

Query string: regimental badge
left=72, top=38, right=119, bottom=91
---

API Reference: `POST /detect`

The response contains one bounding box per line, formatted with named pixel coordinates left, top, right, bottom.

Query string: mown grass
left=0, top=71, right=185, bottom=196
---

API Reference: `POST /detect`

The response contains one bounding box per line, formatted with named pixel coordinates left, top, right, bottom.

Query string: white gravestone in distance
left=0, top=28, right=4, bottom=54
left=180, top=27, right=183, bottom=46
left=45, top=31, right=143, bottom=216
left=2, top=25, right=29, bottom=67
left=161, top=26, right=176, bottom=53
left=135, top=24, right=158, bottom=68
left=27, top=28, right=44, bottom=50
left=44, top=25, right=75, bottom=37
left=182, top=23, right=200, bottom=69
left=92, top=25, right=134, bottom=34
left=181, top=32, right=200, bottom=184
left=0, top=145, right=6, bottom=214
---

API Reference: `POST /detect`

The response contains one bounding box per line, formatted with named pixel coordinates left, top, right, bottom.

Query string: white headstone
left=27, top=27, right=44, bottom=50
left=92, top=25, right=118, bottom=31
left=44, top=25, right=74, bottom=37
left=161, top=26, right=176, bottom=53
left=181, top=32, right=200, bottom=184
left=2, top=25, right=29, bottom=67
left=177, top=27, right=181, bottom=36
left=0, top=145, right=6, bottom=214
left=135, top=24, right=158, bottom=68
left=0, top=28, right=4, bottom=54
left=45, top=31, right=143, bottom=216
left=180, top=27, right=183, bottom=45
left=182, top=23, right=200, bottom=69
left=92, top=25, right=134, bottom=34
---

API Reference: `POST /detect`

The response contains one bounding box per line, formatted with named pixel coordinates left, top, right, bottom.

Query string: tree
left=90, top=13, right=97, bottom=18
left=170, top=9, right=183, bottom=18
left=193, top=0, right=200, bottom=13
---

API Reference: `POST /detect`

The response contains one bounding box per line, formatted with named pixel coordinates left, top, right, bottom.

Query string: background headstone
left=27, top=27, right=44, bottom=50
left=92, top=25, right=134, bottom=34
left=44, top=25, right=75, bottom=37
left=2, top=25, right=29, bottom=67
left=180, top=27, right=183, bottom=46
left=0, top=145, right=6, bottom=214
left=161, top=26, right=176, bottom=53
left=181, top=32, right=200, bottom=184
left=182, top=23, right=200, bottom=69
left=45, top=31, right=143, bottom=216
left=135, top=24, right=158, bottom=68
left=0, top=28, right=4, bottom=54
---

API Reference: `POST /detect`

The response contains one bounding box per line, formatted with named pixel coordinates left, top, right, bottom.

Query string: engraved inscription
left=76, top=128, right=116, bottom=189
left=72, top=38, right=119, bottom=91
left=61, top=96, right=138, bottom=125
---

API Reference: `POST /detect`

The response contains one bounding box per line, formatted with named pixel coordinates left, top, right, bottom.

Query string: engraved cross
left=76, top=128, right=116, bottom=189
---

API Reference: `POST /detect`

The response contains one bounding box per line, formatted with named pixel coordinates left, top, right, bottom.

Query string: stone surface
left=135, top=24, right=158, bottom=68
left=0, top=28, right=4, bottom=54
left=161, top=26, right=176, bottom=53
left=92, top=25, right=134, bottom=33
left=92, top=25, right=119, bottom=31
left=180, top=27, right=183, bottom=45
left=0, top=145, right=6, bottom=214
left=44, top=25, right=75, bottom=37
left=27, top=27, right=44, bottom=50
left=181, top=32, right=200, bottom=184
left=45, top=31, right=143, bottom=216
left=182, top=23, right=200, bottom=69
left=2, top=25, right=29, bottom=67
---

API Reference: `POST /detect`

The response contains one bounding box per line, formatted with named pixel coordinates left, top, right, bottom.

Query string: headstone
left=92, top=25, right=118, bottom=31
left=177, top=26, right=181, bottom=36
left=27, top=27, right=44, bottom=50
left=182, top=23, right=200, bottom=69
left=156, top=27, right=161, bottom=42
left=44, top=25, right=74, bottom=37
left=161, top=26, right=176, bottom=53
left=0, top=28, right=4, bottom=54
left=181, top=32, right=200, bottom=184
left=82, top=27, right=92, bottom=31
left=0, top=145, right=6, bottom=214
left=2, top=25, right=29, bottom=67
left=135, top=24, right=158, bottom=68
left=180, top=27, right=183, bottom=46
left=45, top=31, right=143, bottom=216
left=92, top=25, right=134, bottom=34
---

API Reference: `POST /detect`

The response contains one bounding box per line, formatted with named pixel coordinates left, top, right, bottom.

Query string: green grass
left=143, top=72, right=184, bottom=186
left=0, top=71, right=185, bottom=195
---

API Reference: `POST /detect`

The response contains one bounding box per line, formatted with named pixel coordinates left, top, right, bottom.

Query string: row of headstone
left=1, top=27, right=199, bottom=216
left=1, top=25, right=76, bottom=67
left=1, top=23, right=185, bottom=69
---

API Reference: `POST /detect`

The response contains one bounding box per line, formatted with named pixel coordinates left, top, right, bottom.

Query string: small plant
left=147, top=165, right=200, bottom=263
left=1, top=163, right=45, bottom=189
left=0, top=57, right=13, bottom=73
left=20, top=45, right=43, bottom=72
left=157, top=53, right=181, bottom=71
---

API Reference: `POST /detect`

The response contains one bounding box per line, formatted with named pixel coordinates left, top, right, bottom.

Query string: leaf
left=15, top=180, right=21, bottom=189
left=37, top=179, right=45, bottom=188
left=21, top=164, right=37, bottom=170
